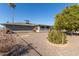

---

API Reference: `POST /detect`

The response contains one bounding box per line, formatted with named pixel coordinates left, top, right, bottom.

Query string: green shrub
left=48, top=30, right=67, bottom=44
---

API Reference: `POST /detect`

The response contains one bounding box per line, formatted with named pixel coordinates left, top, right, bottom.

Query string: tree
left=54, top=4, right=79, bottom=32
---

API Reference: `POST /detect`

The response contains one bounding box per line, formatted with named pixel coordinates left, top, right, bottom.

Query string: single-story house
left=0, top=23, right=52, bottom=32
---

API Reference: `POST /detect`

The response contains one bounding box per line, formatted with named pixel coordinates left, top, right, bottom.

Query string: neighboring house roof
left=0, top=23, right=52, bottom=27
left=0, top=23, right=35, bottom=26
left=36, top=24, right=52, bottom=27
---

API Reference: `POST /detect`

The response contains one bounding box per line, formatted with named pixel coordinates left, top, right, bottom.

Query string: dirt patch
left=0, top=29, right=17, bottom=52
left=0, top=29, right=34, bottom=56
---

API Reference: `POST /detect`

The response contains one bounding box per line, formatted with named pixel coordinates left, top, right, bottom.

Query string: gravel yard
left=1, top=30, right=79, bottom=56
left=17, top=32, right=79, bottom=56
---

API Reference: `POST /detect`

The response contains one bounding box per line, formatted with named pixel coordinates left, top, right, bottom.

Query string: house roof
left=0, top=23, right=52, bottom=27
left=0, top=23, right=35, bottom=26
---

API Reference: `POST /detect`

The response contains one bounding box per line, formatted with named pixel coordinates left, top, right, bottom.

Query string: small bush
left=48, top=30, right=67, bottom=44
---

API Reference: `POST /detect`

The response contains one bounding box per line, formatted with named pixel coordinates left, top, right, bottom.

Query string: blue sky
left=0, top=3, right=73, bottom=25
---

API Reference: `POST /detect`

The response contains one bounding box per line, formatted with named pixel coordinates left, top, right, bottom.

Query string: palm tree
left=9, top=3, right=16, bottom=23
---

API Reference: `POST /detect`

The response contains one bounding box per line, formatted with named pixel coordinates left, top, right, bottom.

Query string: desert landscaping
left=0, top=29, right=79, bottom=56
left=0, top=3, right=79, bottom=56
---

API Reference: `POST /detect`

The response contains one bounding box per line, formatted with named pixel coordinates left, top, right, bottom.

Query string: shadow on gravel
left=64, top=32, right=79, bottom=36
left=3, top=43, right=32, bottom=56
